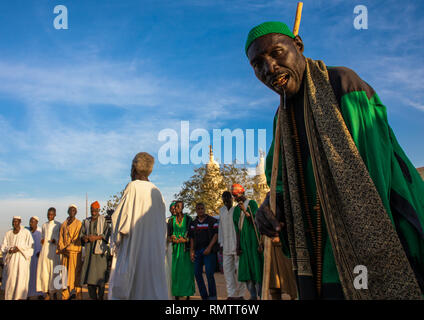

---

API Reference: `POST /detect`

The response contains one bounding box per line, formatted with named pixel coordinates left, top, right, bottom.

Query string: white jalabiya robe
left=36, top=220, right=61, bottom=293
left=109, top=180, right=168, bottom=300
left=218, top=205, right=246, bottom=298
left=28, top=228, right=42, bottom=297
left=1, top=228, right=34, bottom=300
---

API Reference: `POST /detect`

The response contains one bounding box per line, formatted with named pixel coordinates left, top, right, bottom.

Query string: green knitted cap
left=245, top=21, right=295, bottom=56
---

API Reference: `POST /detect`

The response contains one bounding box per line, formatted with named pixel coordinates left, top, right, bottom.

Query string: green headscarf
left=169, top=201, right=177, bottom=212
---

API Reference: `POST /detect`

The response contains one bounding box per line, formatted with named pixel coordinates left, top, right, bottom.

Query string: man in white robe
left=27, top=216, right=43, bottom=298
left=36, top=207, right=61, bottom=299
left=109, top=152, right=168, bottom=300
left=218, top=191, right=246, bottom=299
left=1, top=216, right=34, bottom=300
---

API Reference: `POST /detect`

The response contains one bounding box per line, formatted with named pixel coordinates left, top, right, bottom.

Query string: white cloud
left=0, top=55, right=273, bottom=184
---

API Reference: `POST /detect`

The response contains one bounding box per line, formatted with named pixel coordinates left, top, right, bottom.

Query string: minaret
left=253, top=150, right=270, bottom=205
left=206, top=145, right=219, bottom=170
left=201, top=145, right=225, bottom=215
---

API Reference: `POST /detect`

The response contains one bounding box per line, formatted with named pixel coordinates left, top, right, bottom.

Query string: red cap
left=231, top=184, right=245, bottom=196
left=90, top=201, right=100, bottom=209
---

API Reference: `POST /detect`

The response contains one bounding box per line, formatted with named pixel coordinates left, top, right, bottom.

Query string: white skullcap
left=13, top=216, right=21, bottom=220
left=31, top=216, right=40, bottom=222
left=68, top=204, right=78, bottom=210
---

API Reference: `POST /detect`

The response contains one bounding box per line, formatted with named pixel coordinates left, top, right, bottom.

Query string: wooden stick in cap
left=293, top=2, right=303, bottom=36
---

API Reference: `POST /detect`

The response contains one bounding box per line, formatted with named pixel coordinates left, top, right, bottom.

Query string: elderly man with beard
left=109, top=152, right=168, bottom=300
left=246, top=21, right=424, bottom=300
left=80, top=201, right=111, bottom=300
left=1, top=217, right=34, bottom=300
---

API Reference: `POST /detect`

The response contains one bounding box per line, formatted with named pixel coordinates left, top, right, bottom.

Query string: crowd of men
left=0, top=156, right=274, bottom=301
left=0, top=201, right=112, bottom=300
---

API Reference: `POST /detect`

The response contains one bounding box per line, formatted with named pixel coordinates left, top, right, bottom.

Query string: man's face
left=248, top=33, right=306, bottom=98
left=68, top=207, right=77, bottom=218
left=47, top=210, right=56, bottom=221
left=175, top=202, right=183, bottom=214
left=222, top=194, right=233, bottom=208
left=196, top=204, right=205, bottom=217
left=232, top=192, right=244, bottom=202
left=29, top=218, right=38, bottom=231
left=91, top=208, right=100, bottom=219
left=12, top=218, right=20, bottom=230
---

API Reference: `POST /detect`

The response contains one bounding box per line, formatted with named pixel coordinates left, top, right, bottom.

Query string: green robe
left=170, top=214, right=195, bottom=297
left=265, top=66, right=424, bottom=297
left=233, top=200, right=264, bottom=283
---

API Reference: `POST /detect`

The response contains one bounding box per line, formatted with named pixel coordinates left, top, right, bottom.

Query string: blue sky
left=0, top=0, right=423, bottom=239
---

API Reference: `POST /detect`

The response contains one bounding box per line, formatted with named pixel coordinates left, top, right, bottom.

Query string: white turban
left=13, top=216, right=21, bottom=220
left=68, top=204, right=78, bottom=210
left=31, top=216, right=40, bottom=222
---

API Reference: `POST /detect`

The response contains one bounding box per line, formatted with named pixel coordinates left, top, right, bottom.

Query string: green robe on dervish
left=233, top=199, right=264, bottom=283
left=265, top=66, right=424, bottom=298
left=170, top=214, right=195, bottom=297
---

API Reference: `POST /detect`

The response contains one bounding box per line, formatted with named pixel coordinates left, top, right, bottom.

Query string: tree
left=174, top=163, right=257, bottom=216
left=101, top=190, right=124, bottom=215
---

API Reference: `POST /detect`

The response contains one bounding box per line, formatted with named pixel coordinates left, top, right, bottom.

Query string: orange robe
left=57, top=218, right=82, bottom=299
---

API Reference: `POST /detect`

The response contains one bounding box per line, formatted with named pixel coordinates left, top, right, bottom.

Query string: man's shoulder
left=206, top=215, right=219, bottom=224
left=327, top=66, right=375, bottom=103
left=219, top=206, right=228, bottom=215
left=22, top=228, right=32, bottom=236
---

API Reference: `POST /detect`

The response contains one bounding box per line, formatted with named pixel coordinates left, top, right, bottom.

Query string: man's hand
left=255, top=192, right=285, bottom=238
left=9, top=247, right=18, bottom=254
left=190, top=250, right=195, bottom=262
left=50, top=239, right=56, bottom=244
left=238, top=201, right=250, bottom=217
left=257, top=244, right=264, bottom=254
left=41, top=239, right=45, bottom=245
left=37, top=252, right=40, bottom=258
left=203, top=247, right=211, bottom=256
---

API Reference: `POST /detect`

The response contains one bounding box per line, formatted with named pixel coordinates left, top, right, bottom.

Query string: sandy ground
left=0, top=271, right=252, bottom=300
